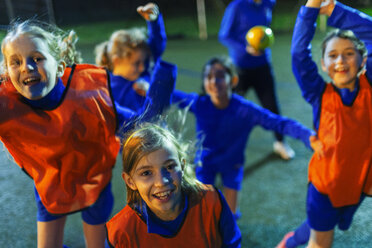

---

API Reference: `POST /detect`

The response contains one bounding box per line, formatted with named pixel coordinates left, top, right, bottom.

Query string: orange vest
left=106, top=185, right=222, bottom=248
left=0, top=64, right=120, bottom=214
left=309, top=74, right=372, bottom=207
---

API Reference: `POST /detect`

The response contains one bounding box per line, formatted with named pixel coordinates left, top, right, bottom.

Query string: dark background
left=0, top=0, right=371, bottom=26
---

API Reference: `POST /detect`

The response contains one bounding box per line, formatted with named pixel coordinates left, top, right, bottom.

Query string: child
left=95, top=2, right=166, bottom=112
left=276, top=1, right=372, bottom=247
left=105, top=123, right=242, bottom=247
left=171, top=56, right=320, bottom=218
left=0, top=19, right=176, bottom=247
left=218, top=0, right=296, bottom=160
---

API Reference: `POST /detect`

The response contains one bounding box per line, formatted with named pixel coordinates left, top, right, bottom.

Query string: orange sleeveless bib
left=106, top=185, right=222, bottom=248
left=309, top=74, right=372, bottom=207
left=0, top=64, right=120, bottom=214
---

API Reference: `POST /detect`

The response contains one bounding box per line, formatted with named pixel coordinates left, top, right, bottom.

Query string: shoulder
left=106, top=205, right=141, bottom=232
left=189, top=184, right=222, bottom=210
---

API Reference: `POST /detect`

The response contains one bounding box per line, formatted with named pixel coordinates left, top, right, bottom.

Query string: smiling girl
left=105, top=123, right=242, bottom=247
left=171, top=56, right=320, bottom=219
left=0, top=19, right=175, bottom=248
left=276, top=1, right=372, bottom=247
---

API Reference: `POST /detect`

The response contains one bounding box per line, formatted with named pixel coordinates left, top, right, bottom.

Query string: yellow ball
left=246, top=25, right=274, bottom=51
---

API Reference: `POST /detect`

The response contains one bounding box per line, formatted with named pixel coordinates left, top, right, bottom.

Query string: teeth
left=154, top=190, right=171, bottom=199
left=23, top=77, right=39, bottom=85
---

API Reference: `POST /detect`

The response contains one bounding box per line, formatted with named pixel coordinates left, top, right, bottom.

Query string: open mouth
left=153, top=189, right=174, bottom=201
left=23, top=77, right=41, bottom=86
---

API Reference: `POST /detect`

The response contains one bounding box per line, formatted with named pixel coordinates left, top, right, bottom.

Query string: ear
left=231, top=75, right=239, bottom=88
left=321, top=58, right=327, bottom=73
left=122, top=172, right=137, bottom=190
left=57, top=61, right=66, bottom=78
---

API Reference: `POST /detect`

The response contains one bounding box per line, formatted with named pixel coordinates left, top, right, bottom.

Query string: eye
left=33, top=56, right=44, bottom=62
left=166, top=163, right=177, bottom=171
left=140, top=170, right=152, bottom=177
left=328, top=53, right=337, bottom=59
left=9, top=59, right=20, bottom=66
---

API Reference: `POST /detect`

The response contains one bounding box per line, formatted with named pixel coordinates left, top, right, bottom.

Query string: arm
left=291, top=4, right=326, bottom=106
left=115, top=60, right=176, bottom=130
left=217, top=189, right=242, bottom=248
left=249, top=102, right=316, bottom=149
left=326, top=1, right=372, bottom=80
left=171, top=89, right=198, bottom=112
left=218, top=3, right=247, bottom=53
left=137, top=3, right=167, bottom=62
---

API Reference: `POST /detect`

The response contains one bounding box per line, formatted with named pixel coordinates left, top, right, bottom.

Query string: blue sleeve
left=218, top=3, right=246, bottom=53
left=291, top=6, right=326, bottom=130
left=115, top=60, right=176, bottom=131
left=217, top=189, right=242, bottom=248
left=248, top=101, right=315, bottom=149
left=147, top=13, right=167, bottom=63
left=171, top=89, right=198, bottom=112
left=327, top=2, right=372, bottom=81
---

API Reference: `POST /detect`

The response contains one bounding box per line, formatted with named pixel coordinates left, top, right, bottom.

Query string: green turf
left=1, top=32, right=371, bottom=247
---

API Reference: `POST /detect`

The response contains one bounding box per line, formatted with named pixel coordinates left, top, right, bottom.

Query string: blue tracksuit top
left=172, top=90, right=315, bottom=168
left=291, top=3, right=372, bottom=130
left=110, top=13, right=167, bottom=111
left=24, top=61, right=176, bottom=133
left=219, top=0, right=275, bottom=69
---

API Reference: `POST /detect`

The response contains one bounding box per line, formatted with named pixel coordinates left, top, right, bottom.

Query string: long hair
left=122, top=122, right=204, bottom=207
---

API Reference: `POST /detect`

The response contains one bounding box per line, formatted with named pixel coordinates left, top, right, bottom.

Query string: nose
left=23, top=59, right=36, bottom=72
left=336, top=54, right=346, bottom=64
left=154, top=169, right=172, bottom=186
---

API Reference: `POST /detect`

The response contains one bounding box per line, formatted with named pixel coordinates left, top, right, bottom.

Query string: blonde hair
left=94, top=27, right=150, bottom=71
left=122, top=123, right=204, bottom=207
left=1, top=19, right=82, bottom=74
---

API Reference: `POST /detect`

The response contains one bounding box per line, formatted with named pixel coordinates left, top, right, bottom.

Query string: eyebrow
left=135, top=158, right=178, bottom=172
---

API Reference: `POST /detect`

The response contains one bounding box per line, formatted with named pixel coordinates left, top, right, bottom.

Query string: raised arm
left=137, top=3, right=167, bottom=63
left=291, top=2, right=326, bottom=106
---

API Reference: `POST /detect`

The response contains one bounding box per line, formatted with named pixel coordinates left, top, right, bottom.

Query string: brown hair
left=322, top=29, right=367, bottom=58
left=122, top=123, right=204, bottom=207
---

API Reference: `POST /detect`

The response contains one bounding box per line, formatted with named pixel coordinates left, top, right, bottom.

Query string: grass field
left=0, top=30, right=371, bottom=247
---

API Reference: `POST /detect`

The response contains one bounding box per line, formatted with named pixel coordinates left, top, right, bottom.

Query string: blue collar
left=23, top=78, right=65, bottom=110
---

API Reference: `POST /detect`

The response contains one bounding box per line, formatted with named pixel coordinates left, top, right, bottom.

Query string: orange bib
left=0, top=64, right=120, bottom=214
left=106, top=185, right=222, bottom=248
left=309, top=74, right=372, bottom=207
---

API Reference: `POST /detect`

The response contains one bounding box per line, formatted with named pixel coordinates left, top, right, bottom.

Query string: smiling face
left=203, top=62, right=232, bottom=108
left=4, top=34, right=65, bottom=100
left=112, top=48, right=146, bottom=81
left=321, top=37, right=366, bottom=91
left=123, top=142, right=183, bottom=221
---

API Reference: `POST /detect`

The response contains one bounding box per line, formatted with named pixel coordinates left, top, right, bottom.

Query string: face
left=4, top=34, right=64, bottom=100
left=112, top=48, right=146, bottom=81
left=123, top=142, right=183, bottom=221
left=321, top=37, right=365, bottom=91
left=203, top=63, right=232, bottom=104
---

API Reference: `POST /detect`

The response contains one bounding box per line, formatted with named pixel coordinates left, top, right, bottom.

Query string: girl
left=219, top=0, right=296, bottom=161
left=276, top=1, right=372, bottom=247
left=105, top=123, right=242, bottom=247
left=95, top=2, right=166, bottom=112
left=171, top=56, right=320, bottom=218
left=0, top=19, right=176, bottom=248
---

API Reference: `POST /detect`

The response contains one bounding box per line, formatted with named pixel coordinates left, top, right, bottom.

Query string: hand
left=319, top=0, right=336, bottom=16
left=309, top=135, right=325, bottom=159
left=246, top=45, right=263, bottom=56
left=137, top=3, right=159, bottom=21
